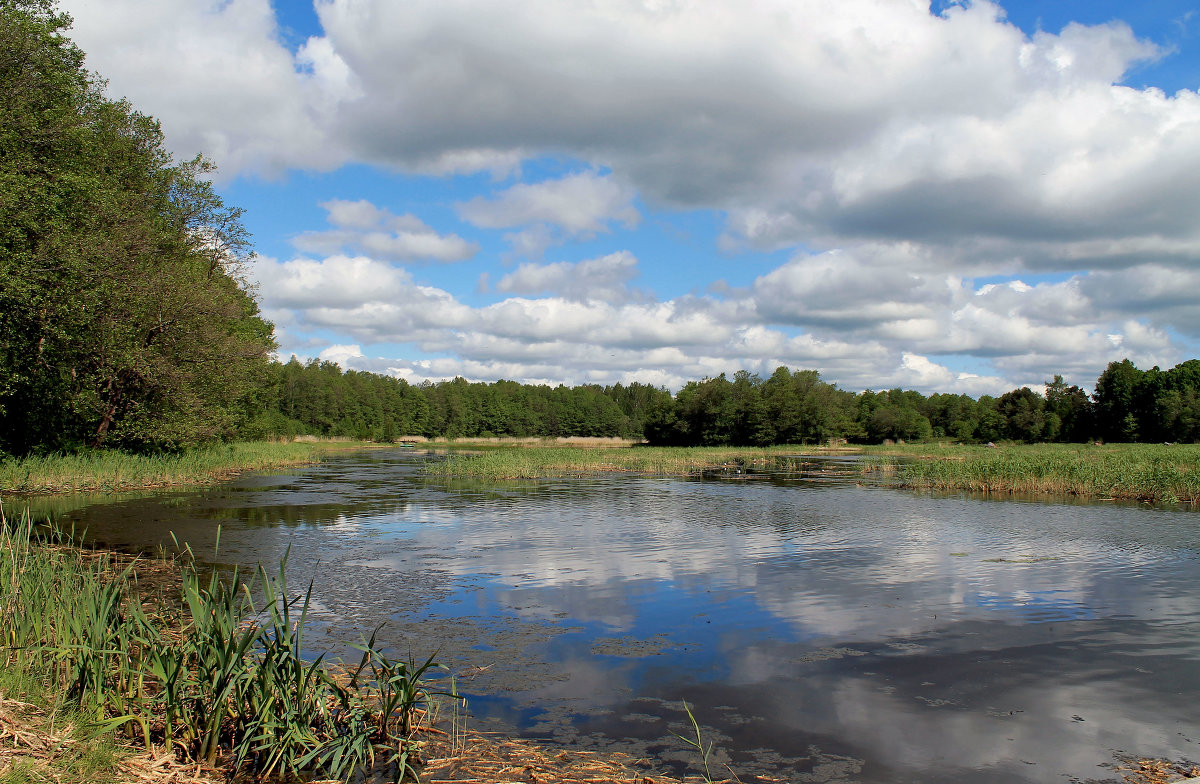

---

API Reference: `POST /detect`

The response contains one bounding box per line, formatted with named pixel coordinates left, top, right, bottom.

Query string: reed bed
left=0, top=511, right=454, bottom=783
left=0, top=441, right=373, bottom=495
left=860, top=443, right=1200, bottom=504
left=423, top=445, right=819, bottom=480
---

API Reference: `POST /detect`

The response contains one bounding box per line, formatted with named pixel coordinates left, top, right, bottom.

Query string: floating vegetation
left=982, top=555, right=1062, bottom=564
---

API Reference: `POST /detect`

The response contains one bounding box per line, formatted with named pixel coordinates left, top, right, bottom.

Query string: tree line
left=641, top=361, right=1200, bottom=446
left=233, top=357, right=1200, bottom=447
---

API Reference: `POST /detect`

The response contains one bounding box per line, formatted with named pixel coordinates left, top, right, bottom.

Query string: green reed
left=0, top=440, right=376, bottom=494
left=861, top=443, right=1200, bottom=503
left=423, top=444, right=822, bottom=480
left=0, top=508, right=456, bottom=783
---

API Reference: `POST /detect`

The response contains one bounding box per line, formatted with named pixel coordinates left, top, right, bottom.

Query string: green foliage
left=250, top=357, right=1198, bottom=450
left=0, top=1, right=274, bottom=456
left=253, top=358, right=662, bottom=442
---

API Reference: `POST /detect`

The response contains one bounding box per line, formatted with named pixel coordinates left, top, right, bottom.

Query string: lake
left=19, top=448, right=1200, bottom=783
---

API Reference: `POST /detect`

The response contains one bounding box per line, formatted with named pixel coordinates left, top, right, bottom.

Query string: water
left=19, top=449, right=1200, bottom=783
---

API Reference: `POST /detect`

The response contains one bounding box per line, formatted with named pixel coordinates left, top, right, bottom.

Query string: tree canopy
left=0, top=0, right=274, bottom=455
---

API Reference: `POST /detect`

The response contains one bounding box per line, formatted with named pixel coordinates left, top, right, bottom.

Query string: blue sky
left=61, top=0, right=1200, bottom=394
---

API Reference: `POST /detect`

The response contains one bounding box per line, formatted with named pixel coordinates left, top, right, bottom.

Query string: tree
left=997, top=387, right=1048, bottom=442
left=0, top=1, right=274, bottom=454
left=1044, top=375, right=1092, bottom=442
left=1092, top=360, right=1143, bottom=442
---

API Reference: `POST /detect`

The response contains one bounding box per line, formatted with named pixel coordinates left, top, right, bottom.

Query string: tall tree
left=1092, top=359, right=1144, bottom=442
left=0, top=1, right=274, bottom=454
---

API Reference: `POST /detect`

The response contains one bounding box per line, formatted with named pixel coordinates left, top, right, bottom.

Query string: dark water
left=17, top=449, right=1200, bottom=783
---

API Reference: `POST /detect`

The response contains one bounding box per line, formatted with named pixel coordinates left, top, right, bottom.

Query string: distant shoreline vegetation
left=228, top=356, right=1199, bottom=451
left=424, top=442, right=1200, bottom=506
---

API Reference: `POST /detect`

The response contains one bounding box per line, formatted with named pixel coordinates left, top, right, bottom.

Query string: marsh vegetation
left=423, top=441, right=1200, bottom=504
left=860, top=442, right=1200, bottom=504
left=0, top=511, right=459, bottom=783
left=0, top=441, right=377, bottom=494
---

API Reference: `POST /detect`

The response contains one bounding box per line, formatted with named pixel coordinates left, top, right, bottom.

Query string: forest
left=3, top=1, right=1200, bottom=459
left=231, top=356, right=1200, bottom=448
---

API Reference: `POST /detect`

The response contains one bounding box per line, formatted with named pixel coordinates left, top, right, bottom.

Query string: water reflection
left=16, top=449, right=1200, bottom=784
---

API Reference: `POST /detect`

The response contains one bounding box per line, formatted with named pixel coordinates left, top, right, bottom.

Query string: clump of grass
left=0, top=440, right=379, bottom=494
left=0, top=509, right=456, bottom=783
left=861, top=443, right=1200, bottom=504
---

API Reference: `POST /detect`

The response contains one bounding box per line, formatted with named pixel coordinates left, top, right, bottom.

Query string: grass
left=0, top=440, right=379, bottom=494
left=423, top=441, right=1200, bottom=504
left=0, top=510, right=454, bottom=783
left=422, top=444, right=830, bottom=480
left=858, top=442, right=1200, bottom=504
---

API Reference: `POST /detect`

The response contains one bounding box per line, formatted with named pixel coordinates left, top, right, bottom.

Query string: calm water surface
left=23, top=449, right=1200, bottom=783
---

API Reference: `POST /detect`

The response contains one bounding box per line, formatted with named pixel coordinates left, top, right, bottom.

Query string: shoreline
left=0, top=440, right=384, bottom=496
left=0, top=518, right=696, bottom=784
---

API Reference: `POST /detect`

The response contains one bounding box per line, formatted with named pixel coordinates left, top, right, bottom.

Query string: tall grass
left=426, top=442, right=1200, bottom=504
left=861, top=443, right=1200, bottom=504
left=423, top=445, right=820, bottom=480
left=0, top=510, right=455, bottom=782
left=0, top=441, right=371, bottom=494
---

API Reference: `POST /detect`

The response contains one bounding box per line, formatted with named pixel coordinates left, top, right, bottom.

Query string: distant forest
left=239, top=356, right=1200, bottom=447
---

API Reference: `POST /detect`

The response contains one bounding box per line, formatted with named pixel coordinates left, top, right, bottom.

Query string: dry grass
left=1116, top=757, right=1200, bottom=784
left=420, top=731, right=702, bottom=784
left=0, top=693, right=700, bottom=784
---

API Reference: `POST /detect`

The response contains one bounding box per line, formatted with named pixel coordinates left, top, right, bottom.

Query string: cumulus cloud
left=62, top=0, right=353, bottom=176
left=457, top=172, right=639, bottom=256
left=493, top=251, right=643, bottom=303
left=292, top=199, right=478, bottom=262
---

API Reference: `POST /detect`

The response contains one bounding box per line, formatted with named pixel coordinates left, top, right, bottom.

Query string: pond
left=16, top=449, right=1200, bottom=783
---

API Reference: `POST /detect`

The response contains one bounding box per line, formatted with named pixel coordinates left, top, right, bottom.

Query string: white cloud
left=62, top=0, right=351, bottom=177
left=494, top=251, right=642, bottom=303
left=66, top=0, right=1200, bottom=269
left=457, top=171, right=639, bottom=256
left=458, top=172, right=638, bottom=234
left=292, top=200, right=478, bottom=262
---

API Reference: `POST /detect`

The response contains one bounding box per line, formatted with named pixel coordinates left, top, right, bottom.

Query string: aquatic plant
left=0, top=508, right=456, bottom=782
left=861, top=443, right=1200, bottom=504
left=670, top=700, right=717, bottom=784
left=423, top=444, right=821, bottom=480
left=0, top=440, right=385, bottom=495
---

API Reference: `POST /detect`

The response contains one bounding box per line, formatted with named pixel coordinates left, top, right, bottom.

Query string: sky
left=57, top=0, right=1200, bottom=395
